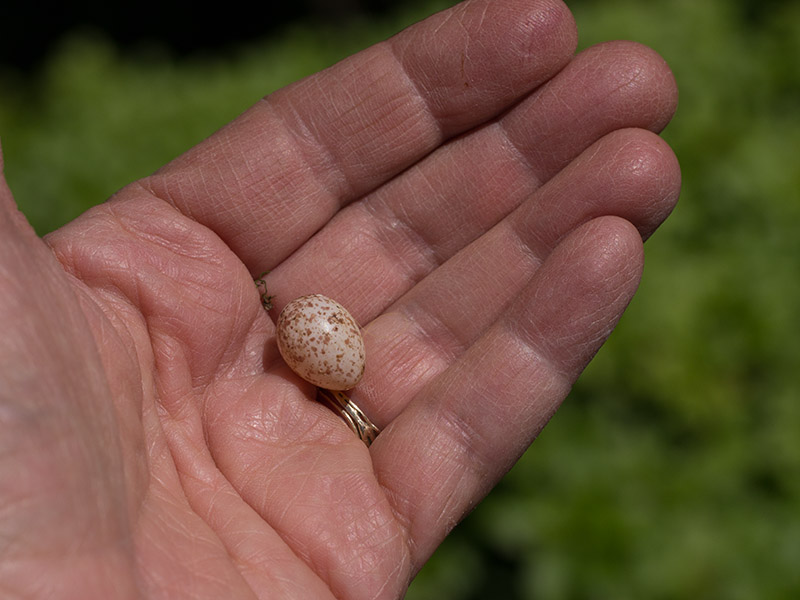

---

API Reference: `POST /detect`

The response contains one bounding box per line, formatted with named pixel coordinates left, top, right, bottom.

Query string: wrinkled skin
left=0, top=1, right=680, bottom=598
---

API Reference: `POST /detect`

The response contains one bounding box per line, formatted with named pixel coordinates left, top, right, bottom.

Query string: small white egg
left=276, top=294, right=365, bottom=391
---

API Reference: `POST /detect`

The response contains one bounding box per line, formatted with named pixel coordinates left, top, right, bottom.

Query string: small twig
left=254, top=271, right=275, bottom=311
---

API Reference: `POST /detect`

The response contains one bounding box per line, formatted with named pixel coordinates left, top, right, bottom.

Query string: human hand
left=0, top=0, right=680, bottom=598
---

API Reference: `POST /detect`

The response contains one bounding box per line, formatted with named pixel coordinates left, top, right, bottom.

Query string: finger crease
left=386, top=42, right=446, bottom=144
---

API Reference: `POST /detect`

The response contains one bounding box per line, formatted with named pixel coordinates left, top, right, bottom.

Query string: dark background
left=1, top=0, right=788, bottom=71
left=1, top=0, right=427, bottom=70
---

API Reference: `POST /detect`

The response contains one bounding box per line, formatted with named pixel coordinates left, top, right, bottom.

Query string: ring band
left=316, top=388, right=380, bottom=447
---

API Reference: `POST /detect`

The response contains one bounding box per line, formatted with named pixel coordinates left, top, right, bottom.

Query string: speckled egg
left=276, top=294, right=365, bottom=391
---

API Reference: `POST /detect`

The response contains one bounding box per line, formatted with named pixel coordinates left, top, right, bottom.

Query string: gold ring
left=317, top=388, right=380, bottom=447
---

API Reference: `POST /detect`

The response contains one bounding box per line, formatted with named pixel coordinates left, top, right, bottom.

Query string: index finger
left=141, top=0, right=577, bottom=270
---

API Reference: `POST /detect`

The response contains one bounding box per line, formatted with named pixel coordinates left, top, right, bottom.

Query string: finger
left=371, top=216, right=645, bottom=568
left=263, top=41, right=678, bottom=320
left=503, top=40, right=678, bottom=182
left=358, top=127, right=680, bottom=425
left=142, top=0, right=578, bottom=270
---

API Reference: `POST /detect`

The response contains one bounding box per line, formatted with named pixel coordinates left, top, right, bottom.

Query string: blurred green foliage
left=1, top=0, right=799, bottom=598
left=0, top=1, right=451, bottom=232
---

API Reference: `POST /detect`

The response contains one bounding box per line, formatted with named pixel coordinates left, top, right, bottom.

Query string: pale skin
left=0, top=0, right=681, bottom=598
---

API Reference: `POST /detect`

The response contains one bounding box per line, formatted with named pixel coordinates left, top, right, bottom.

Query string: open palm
left=0, top=1, right=680, bottom=598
